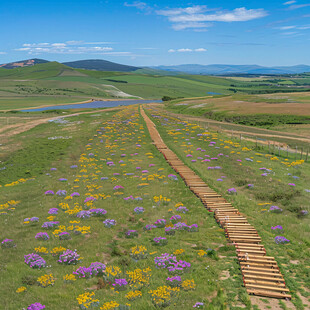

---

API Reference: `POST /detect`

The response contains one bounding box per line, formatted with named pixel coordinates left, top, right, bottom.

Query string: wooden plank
left=246, top=289, right=291, bottom=299
left=245, top=283, right=289, bottom=293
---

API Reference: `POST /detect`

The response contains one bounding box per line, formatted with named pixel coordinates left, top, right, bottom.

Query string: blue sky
left=0, top=0, right=309, bottom=66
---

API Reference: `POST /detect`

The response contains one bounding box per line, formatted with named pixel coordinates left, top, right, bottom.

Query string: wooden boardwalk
left=141, top=107, right=291, bottom=300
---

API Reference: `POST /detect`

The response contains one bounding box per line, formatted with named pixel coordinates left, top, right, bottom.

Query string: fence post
left=300, top=148, right=303, bottom=160
left=268, top=142, right=270, bottom=154
left=295, top=146, right=297, bottom=160
left=287, top=146, right=289, bottom=158
left=306, top=149, right=309, bottom=162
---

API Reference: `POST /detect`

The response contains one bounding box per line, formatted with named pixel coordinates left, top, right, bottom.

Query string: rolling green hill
left=0, top=61, right=310, bottom=110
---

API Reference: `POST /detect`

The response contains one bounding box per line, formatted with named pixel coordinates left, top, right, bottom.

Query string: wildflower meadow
left=0, top=105, right=309, bottom=309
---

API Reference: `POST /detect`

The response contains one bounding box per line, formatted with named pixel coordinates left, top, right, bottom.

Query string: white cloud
left=15, top=42, right=116, bottom=55
left=168, top=48, right=207, bottom=53
left=66, top=41, right=114, bottom=45
left=14, top=42, right=144, bottom=57
left=51, top=43, right=67, bottom=47
left=282, top=31, right=299, bottom=35
left=277, top=25, right=296, bottom=29
left=157, top=5, right=207, bottom=16
left=286, top=3, right=310, bottom=10
left=195, top=48, right=207, bottom=52
left=0, top=52, right=6, bottom=54
left=172, top=21, right=212, bottom=31
left=277, top=24, right=310, bottom=30
left=283, top=0, right=296, bottom=4
left=156, top=6, right=268, bottom=31
left=124, top=1, right=152, bottom=13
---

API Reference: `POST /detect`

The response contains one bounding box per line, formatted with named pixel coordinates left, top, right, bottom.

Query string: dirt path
left=157, top=108, right=310, bottom=144
left=0, top=107, right=122, bottom=138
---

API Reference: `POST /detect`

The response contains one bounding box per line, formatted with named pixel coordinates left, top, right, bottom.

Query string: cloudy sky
left=0, top=0, right=309, bottom=66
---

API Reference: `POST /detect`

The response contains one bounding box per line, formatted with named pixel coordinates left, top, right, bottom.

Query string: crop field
left=0, top=103, right=309, bottom=310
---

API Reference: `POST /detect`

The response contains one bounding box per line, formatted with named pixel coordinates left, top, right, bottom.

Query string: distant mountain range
left=1, top=58, right=310, bottom=75
left=0, top=58, right=140, bottom=72
left=62, top=59, right=140, bottom=72
left=151, top=64, right=310, bottom=75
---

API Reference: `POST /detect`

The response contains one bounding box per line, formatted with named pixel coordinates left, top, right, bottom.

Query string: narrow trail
left=161, top=108, right=310, bottom=143
left=140, top=106, right=291, bottom=300
left=0, top=107, right=122, bottom=138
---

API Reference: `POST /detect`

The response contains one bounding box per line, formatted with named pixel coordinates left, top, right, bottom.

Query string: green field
left=0, top=105, right=309, bottom=310
left=1, top=62, right=310, bottom=111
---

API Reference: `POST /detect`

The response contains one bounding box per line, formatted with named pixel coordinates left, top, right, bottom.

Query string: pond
left=207, top=92, right=222, bottom=95
left=21, top=99, right=162, bottom=112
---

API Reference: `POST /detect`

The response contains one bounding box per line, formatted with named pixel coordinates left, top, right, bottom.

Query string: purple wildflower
left=35, top=232, right=49, bottom=241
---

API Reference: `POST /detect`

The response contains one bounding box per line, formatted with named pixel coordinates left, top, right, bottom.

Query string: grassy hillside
left=0, top=61, right=310, bottom=110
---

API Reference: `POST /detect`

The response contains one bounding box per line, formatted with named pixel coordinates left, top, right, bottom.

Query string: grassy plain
left=0, top=105, right=309, bottom=310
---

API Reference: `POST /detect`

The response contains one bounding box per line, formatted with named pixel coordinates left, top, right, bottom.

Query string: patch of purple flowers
left=58, top=249, right=81, bottom=265
left=56, top=190, right=67, bottom=196
left=166, top=276, right=182, bottom=287
left=44, top=190, right=54, bottom=195
left=154, top=219, right=166, bottom=228
left=112, top=278, right=128, bottom=291
left=271, top=225, right=283, bottom=230
left=48, top=208, right=58, bottom=215
left=153, top=237, right=168, bottom=246
left=89, top=208, right=107, bottom=217
left=134, top=207, right=144, bottom=214
left=76, top=211, right=91, bottom=219
left=27, top=302, right=46, bottom=310
left=103, top=219, right=116, bottom=228
left=176, top=206, right=188, bottom=213
left=42, top=221, right=59, bottom=229
left=269, top=206, right=283, bottom=213
left=35, top=232, right=49, bottom=241
left=275, top=236, right=290, bottom=244
left=1, top=238, right=15, bottom=248
left=24, top=253, right=46, bottom=269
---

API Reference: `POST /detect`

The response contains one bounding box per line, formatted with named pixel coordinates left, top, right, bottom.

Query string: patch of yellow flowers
left=100, top=301, right=120, bottom=310
left=50, top=246, right=66, bottom=256
left=148, top=286, right=180, bottom=307
left=125, top=290, right=142, bottom=301
left=34, top=246, right=49, bottom=255
left=16, top=286, right=27, bottom=293
left=77, top=292, right=99, bottom=308
left=126, top=267, right=151, bottom=289
left=63, top=274, right=76, bottom=283
left=182, top=279, right=196, bottom=291
left=173, top=249, right=184, bottom=255
left=37, top=274, right=55, bottom=288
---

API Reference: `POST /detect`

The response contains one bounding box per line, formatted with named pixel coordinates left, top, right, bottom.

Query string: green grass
left=1, top=62, right=309, bottom=110
left=146, top=106, right=310, bottom=309
left=0, top=106, right=241, bottom=309
left=1, top=104, right=309, bottom=309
